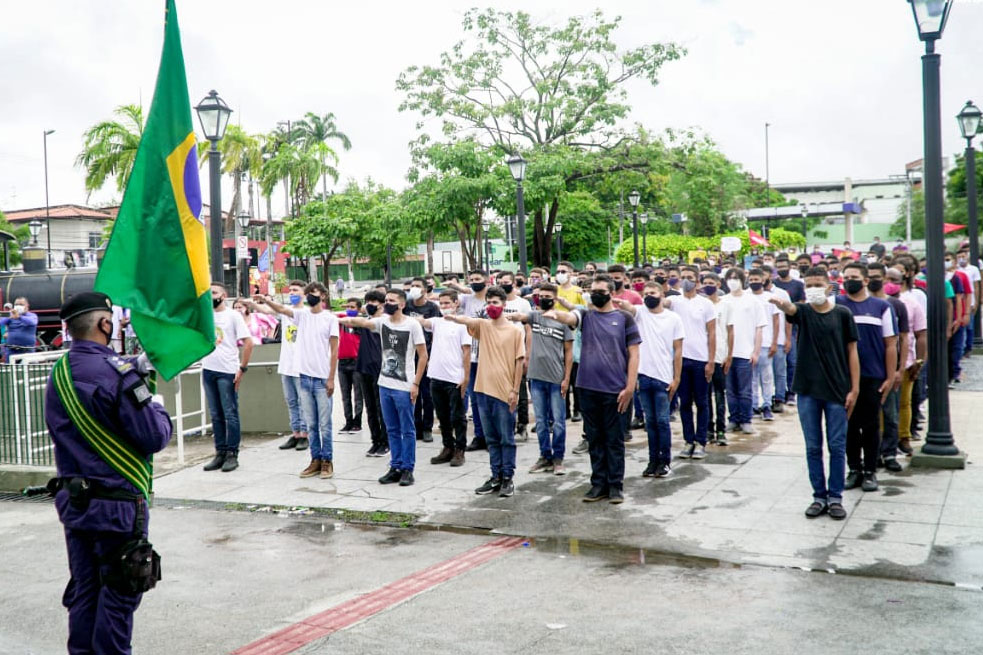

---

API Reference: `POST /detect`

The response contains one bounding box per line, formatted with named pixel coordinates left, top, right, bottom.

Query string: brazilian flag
left=96, top=0, right=214, bottom=380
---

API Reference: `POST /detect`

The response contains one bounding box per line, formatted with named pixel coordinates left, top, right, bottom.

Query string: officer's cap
left=60, top=292, right=113, bottom=322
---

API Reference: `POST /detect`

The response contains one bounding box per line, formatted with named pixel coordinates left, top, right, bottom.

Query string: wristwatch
left=239, top=365, right=248, bottom=373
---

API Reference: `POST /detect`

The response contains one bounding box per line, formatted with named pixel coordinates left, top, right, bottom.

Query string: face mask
left=345, top=309, right=359, bottom=317
left=805, top=287, right=828, bottom=305
left=539, top=297, right=555, bottom=311
left=613, top=279, right=624, bottom=290
left=681, top=279, right=697, bottom=293
left=777, top=269, right=790, bottom=278
left=959, top=258, right=968, bottom=267
left=590, top=292, right=610, bottom=307
left=633, top=282, right=645, bottom=293
left=306, top=294, right=321, bottom=307
left=501, top=284, right=514, bottom=294
left=530, top=279, right=542, bottom=288
left=288, top=294, right=302, bottom=305
left=867, top=279, right=883, bottom=293
left=470, top=282, right=486, bottom=293
left=365, top=304, right=379, bottom=316
left=407, top=287, right=422, bottom=301
left=427, top=284, right=434, bottom=292
left=702, top=285, right=717, bottom=297
left=98, top=318, right=113, bottom=345
left=555, top=273, right=569, bottom=285
left=798, top=265, right=809, bottom=274
left=945, top=260, right=955, bottom=271
left=440, top=308, right=456, bottom=316
left=485, top=305, right=504, bottom=319
left=726, top=279, right=743, bottom=293
left=383, top=303, right=399, bottom=315
left=843, top=279, right=864, bottom=295
left=212, top=297, right=223, bottom=308
left=829, top=270, right=840, bottom=279
left=920, top=267, right=927, bottom=275
left=643, top=295, right=661, bottom=309
left=516, top=279, right=526, bottom=288
left=12, top=304, right=25, bottom=314
left=654, top=275, right=666, bottom=286
left=749, top=282, right=763, bottom=292
left=668, top=277, right=679, bottom=288
left=884, top=282, right=901, bottom=296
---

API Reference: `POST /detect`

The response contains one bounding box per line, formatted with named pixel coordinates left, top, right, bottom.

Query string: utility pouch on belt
left=102, top=501, right=162, bottom=594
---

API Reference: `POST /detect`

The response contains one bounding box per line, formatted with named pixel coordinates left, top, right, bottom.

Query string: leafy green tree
left=75, top=104, right=144, bottom=200
left=0, top=212, right=29, bottom=267
left=208, top=125, right=263, bottom=230
left=294, top=112, right=351, bottom=198
left=285, top=196, right=358, bottom=285
left=891, top=190, right=927, bottom=240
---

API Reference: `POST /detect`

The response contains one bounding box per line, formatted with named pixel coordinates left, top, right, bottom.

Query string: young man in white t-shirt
left=446, top=270, right=490, bottom=452
left=747, top=268, right=780, bottom=422
left=201, top=283, right=253, bottom=473
left=617, top=281, right=683, bottom=478
left=720, top=268, right=765, bottom=434
left=256, top=282, right=339, bottom=480
left=414, top=290, right=471, bottom=467
left=702, top=273, right=732, bottom=445
left=341, top=289, right=428, bottom=487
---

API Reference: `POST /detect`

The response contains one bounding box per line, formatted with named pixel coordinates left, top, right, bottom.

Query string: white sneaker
left=691, top=445, right=706, bottom=459
left=677, top=443, right=695, bottom=459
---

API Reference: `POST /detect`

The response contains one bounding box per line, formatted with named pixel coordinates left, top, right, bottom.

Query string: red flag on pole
left=943, top=223, right=966, bottom=234
left=748, top=229, right=770, bottom=247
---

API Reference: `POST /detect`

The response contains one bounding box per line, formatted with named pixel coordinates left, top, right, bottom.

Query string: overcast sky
left=3, top=0, right=982, bottom=217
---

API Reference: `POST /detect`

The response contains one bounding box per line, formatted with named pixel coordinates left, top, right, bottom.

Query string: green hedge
left=614, top=228, right=805, bottom=263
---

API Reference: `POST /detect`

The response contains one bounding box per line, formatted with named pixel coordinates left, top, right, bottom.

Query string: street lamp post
left=957, top=100, right=982, bottom=346
left=908, top=0, right=961, bottom=463
left=236, top=209, right=251, bottom=298
left=628, top=190, right=641, bottom=268
left=640, top=214, right=649, bottom=264
left=555, top=223, right=563, bottom=265
left=507, top=155, right=528, bottom=274
left=43, top=129, right=54, bottom=267
left=195, top=90, right=233, bottom=287
left=28, top=220, right=42, bottom=246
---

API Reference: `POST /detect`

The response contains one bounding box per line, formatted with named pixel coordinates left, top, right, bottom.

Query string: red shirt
left=336, top=313, right=361, bottom=360
left=613, top=289, right=643, bottom=305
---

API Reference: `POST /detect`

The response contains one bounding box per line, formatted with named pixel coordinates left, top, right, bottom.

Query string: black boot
left=203, top=451, right=226, bottom=471
left=221, top=451, right=239, bottom=472
left=466, top=438, right=487, bottom=452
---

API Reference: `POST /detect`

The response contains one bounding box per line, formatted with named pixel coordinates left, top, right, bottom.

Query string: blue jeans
left=752, top=347, right=774, bottom=409
left=773, top=347, right=788, bottom=403
left=786, top=328, right=798, bottom=399
left=949, top=326, right=966, bottom=380
left=677, top=358, right=709, bottom=445
left=299, top=374, right=333, bottom=461
left=530, top=379, right=566, bottom=460
left=203, top=369, right=240, bottom=453
left=965, top=315, right=975, bottom=356
left=280, top=374, right=306, bottom=434
left=475, top=392, right=516, bottom=478
left=465, top=361, right=484, bottom=441
left=797, top=394, right=847, bottom=503
left=726, top=357, right=752, bottom=425
left=379, top=386, right=416, bottom=470
left=638, top=374, right=671, bottom=465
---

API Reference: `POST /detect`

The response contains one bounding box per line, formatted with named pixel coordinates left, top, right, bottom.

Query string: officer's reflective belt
left=52, top=355, right=153, bottom=502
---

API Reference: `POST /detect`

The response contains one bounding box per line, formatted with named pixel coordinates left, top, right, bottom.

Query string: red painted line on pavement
left=231, top=535, right=526, bottom=655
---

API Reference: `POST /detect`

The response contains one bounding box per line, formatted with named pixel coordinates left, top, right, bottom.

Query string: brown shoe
left=299, top=458, right=321, bottom=478
left=450, top=449, right=465, bottom=467
left=320, top=460, right=334, bottom=479
left=430, top=447, right=454, bottom=465
left=898, top=438, right=913, bottom=456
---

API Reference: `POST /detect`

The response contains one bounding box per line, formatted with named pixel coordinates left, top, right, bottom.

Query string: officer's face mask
left=98, top=317, right=113, bottom=345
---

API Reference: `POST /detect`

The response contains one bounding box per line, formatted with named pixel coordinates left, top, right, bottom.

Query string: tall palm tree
left=217, top=125, right=262, bottom=228
left=293, top=112, right=351, bottom=198
left=75, top=104, right=144, bottom=200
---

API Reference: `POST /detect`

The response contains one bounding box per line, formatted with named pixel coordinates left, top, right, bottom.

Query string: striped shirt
left=835, top=295, right=896, bottom=380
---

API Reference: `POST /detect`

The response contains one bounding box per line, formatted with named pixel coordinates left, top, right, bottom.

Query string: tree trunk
left=426, top=231, right=434, bottom=274
left=457, top=226, right=472, bottom=273
left=476, top=221, right=484, bottom=269
left=346, top=239, right=354, bottom=290
left=532, top=207, right=545, bottom=267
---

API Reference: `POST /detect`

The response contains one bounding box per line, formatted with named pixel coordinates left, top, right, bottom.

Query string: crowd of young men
left=196, top=241, right=975, bottom=518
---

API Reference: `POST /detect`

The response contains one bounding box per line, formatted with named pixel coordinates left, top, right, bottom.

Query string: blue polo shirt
left=834, top=295, right=895, bottom=380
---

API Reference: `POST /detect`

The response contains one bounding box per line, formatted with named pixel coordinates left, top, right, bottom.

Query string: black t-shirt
left=787, top=303, right=858, bottom=404
left=404, top=300, right=440, bottom=350
left=774, top=277, right=805, bottom=303
left=886, top=296, right=909, bottom=371
left=355, top=326, right=382, bottom=378
left=871, top=242, right=886, bottom=258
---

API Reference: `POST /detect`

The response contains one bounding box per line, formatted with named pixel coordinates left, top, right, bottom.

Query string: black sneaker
left=571, top=411, right=582, bottom=423
left=365, top=444, right=379, bottom=457
left=623, top=432, right=633, bottom=442
left=399, top=470, right=415, bottom=486
left=221, top=452, right=239, bottom=472
left=716, top=431, right=728, bottom=446
left=642, top=462, right=657, bottom=477
left=203, top=452, right=226, bottom=471
left=379, top=468, right=402, bottom=484
left=466, top=439, right=487, bottom=452
left=375, top=445, right=390, bottom=457
left=582, top=486, right=609, bottom=502
left=884, top=458, right=903, bottom=472
left=828, top=502, right=847, bottom=520
left=295, top=438, right=309, bottom=451
left=655, top=463, right=672, bottom=478
left=844, top=470, right=862, bottom=490
left=861, top=472, right=879, bottom=492
left=499, top=478, right=514, bottom=497
left=475, top=477, right=502, bottom=495
left=630, top=417, right=645, bottom=430
left=278, top=436, right=300, bottom=450
left=804, top=501, right=828, bottom=518
left=338, top=423, right=354, bottom=434
left=772, top=400, right=785, bottom=414
left=608, top=488, right=624, bottom=504
left=421, top=432, right=434, bottom=443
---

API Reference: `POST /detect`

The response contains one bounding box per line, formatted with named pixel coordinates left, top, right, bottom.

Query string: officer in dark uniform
left=45, top=292, right=172, bottom=654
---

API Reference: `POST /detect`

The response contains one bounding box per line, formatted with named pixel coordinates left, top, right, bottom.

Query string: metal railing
left=0, top=351, right=62, bottom=467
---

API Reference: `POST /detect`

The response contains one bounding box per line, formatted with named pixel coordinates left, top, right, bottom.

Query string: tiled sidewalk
left=154, top=390, right=983, bottom=584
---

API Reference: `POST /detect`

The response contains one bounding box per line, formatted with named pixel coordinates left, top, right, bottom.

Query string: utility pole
left=764, top=122, right=771, bottom=204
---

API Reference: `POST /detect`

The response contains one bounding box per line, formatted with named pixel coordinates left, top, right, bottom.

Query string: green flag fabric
left=95, top=0, right=214, bottom=380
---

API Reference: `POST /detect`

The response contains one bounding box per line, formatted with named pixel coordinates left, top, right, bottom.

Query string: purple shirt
left=573, top=308, right=641, bottom=394
left=45, top=339, right=172, bottom=534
